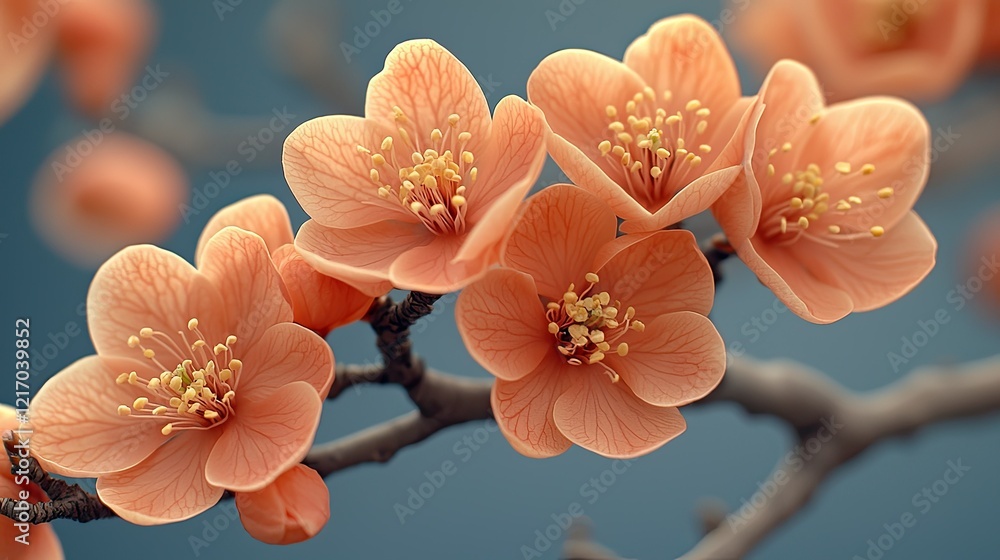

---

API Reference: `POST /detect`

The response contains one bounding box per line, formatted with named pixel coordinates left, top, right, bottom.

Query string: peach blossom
left=236, top=464, right=330, bottom=544
left=284, top=39, right=547, bottom=295
left=456, top=184, right=725, bottom=458
left=713, top=60, right=936, bottom=324
left=527, top=15, right=757, bottom=233
left=196, top=195, right=374, bottom=336
left=29, top=227, right=334, bottom=524
left=0, top=0, right=56, bottom=124
left=0, top=405, right=64, bottom=559
left=55, top=0, right=156, bottom=118
left=29, top=132, right=189, bottom=267
left=730, top=0, right=985, bottom=102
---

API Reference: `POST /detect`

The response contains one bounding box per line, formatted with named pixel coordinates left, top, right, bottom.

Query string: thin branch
left=702, top=234, right=734, bottom=285
left=0, top=431, right=115, bottom=524
left=680, top=355, right=1000, bottom=560
left=305, top=369, right=492, bottom=476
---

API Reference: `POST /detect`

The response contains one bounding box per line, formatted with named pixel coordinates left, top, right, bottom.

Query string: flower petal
left=195, top=195, right=294, bottom=267
left=527, top=49, right=649, bottom=220
left=593, top=230, right=715, bottom=316
left=622, top=15, right=740, bottom=114
left=491, top=353, right=573, bottom=458
left=272, top=244, right=373, bottom=335
left=795, top=212, right=936, bottom=312
left=456, top=269, right=551, bottom=382
left=604, top=312, right=725, bottom=407
left=736, top=235, right=854, bottom=324
left=205, top=381, right=321, bottom=492
left=97, top=431, right=224, bottom=525
left=295, top=219, right=428, bottom=297
left=502, top=184, right=617, bottom=300
left=87, top=244, right=220, bottom=360
left=389, top=234, right=486, bottom=294
left=552, top=374, right=686, bottom=459
left=238, top=323, right=334, bottom=399
left=467, top=95, right=547, bottom=221
left=29, top=356, right=170, bottom=477
left=365, top=39, right=491, bottom=156
left=199, top=227, right=293, bottom=346
left=792, top=97, right=930, bottom=232
left=283, top=115, right=410, bottom=229
left=236, top=464, right=329, bottom=545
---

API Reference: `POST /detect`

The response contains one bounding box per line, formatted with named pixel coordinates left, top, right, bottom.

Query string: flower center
left=114, top=318, right=242, bottom=436
left=596, top=88, right=714, bottom=212
left=760, top=118, right=894, bottom=248
left=360, top=107, right=479, bottom=236
left=544, top=272, right=644, bottom=382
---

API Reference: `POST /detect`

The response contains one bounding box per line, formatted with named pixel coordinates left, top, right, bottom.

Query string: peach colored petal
left=544, top=132, right=650, bottom=222
left=195, top=195, right=294, bottom=267
left=236, top=464, right=330, bottom=545
left=791, top=96, right=929, bottom=232
left=388, top=234, right=481, bottom=294
left=55, top=0, right=155, bottom=117
left=456, top=269, right=551, bottom=382
left=295, top=218, right=428, bottom=297
left=491, top=353, right=573, bottom=458
left=29, top=356, right=170, bottom=477
left=272, top=244, right=373, bottom=335
left=205, top=381, right=321, bottom=492
left=283, top=115, right=411, bottom=229
left=620, top=164, right=743, bottom=233
left=1, top=512, right=63, bottom=559
left=735, top=236, right=854, bottom=324
left=87, top=243, right=222, bottom=359
left=711, top=173, right=760, bottom=245
left=527, top=49, right=649, bottom=221
left=29, top=133, right=189, bottom=268
left=453, top=178, right=525, bottom=267
left=365, top=39, right=491, bottom=156
left=466, top=95, right=547, bottom=221
left=0, top=0, right=54, bottom=124
left=198, top=227, right=293, bottom=346
left=97, top=431, right=224, bottom=524
left=604, top=312, right=725, bottom=407
left=502, top=184, right=617, bottom=300
left=728, top=0, right=807, bottom=73
left=794, top=212, right=936, bottom=312
left=622, top=15, right=740, bottom=114
left=237, top=322, right=334, bottom=399
left=552, top=373, right=686, bottom=459
left=593, top=230, right=715, bottom=317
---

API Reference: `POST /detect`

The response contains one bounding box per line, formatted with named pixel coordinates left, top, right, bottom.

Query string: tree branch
left=680, top=355, right=1000, bottom=560
left=0, top=431, right=115, bottom=524
left=305, top=369, right=492, bottom=476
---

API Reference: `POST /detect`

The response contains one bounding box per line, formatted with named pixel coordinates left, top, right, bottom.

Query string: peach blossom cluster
left=19, top=12, right=936, bottom=546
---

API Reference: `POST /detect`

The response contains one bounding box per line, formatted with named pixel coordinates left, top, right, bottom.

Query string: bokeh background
left=2, top=1, right=999, bottom=558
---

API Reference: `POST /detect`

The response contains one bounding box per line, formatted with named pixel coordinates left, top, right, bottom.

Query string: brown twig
left=1, top=431, right=115, bottom=524
left=679, top=355, right=1000, bottom=560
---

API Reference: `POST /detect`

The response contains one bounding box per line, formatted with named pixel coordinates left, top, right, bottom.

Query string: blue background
left=2, top=1, right=999, bottom=558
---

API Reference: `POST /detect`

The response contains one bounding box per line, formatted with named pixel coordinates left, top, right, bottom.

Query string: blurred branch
left=702, top=234, right=734, bottom=285
left=680, top=355, right=1000, bottom=560
left=0, top=432, right=114, bottom=524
